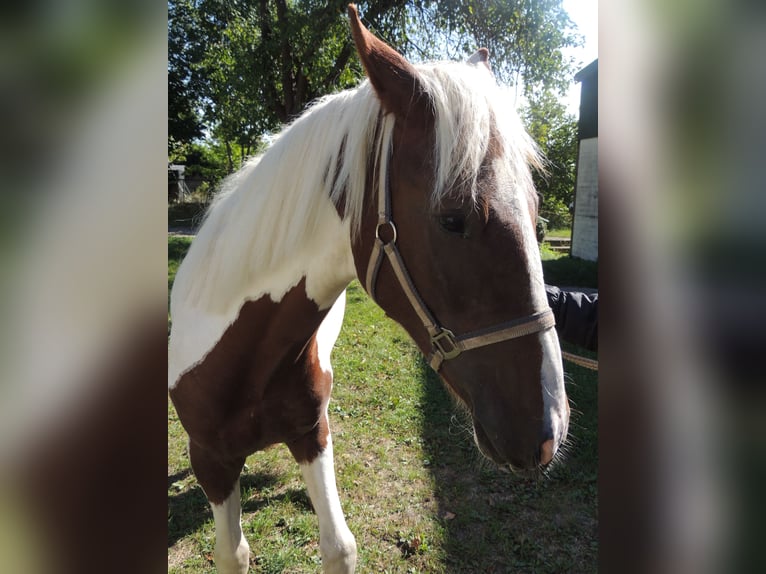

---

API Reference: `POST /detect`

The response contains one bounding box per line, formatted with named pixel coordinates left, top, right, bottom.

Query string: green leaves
left=169, top=0, right=583, bottom=177
left=522, top=88, right=579, bottom=229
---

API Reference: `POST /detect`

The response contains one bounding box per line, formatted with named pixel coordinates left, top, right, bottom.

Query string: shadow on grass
left=168, top=470, right=283, bottom=547
left=416, top=356, right=598, bottom=573
left=542, top=256, right=598, bottom=289
left=168, top=202, right=207, bottom=229
left=242, top=486, right=313, bottom=514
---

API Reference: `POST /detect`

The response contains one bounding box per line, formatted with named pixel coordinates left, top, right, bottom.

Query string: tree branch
left=321, top=40, right=354, bottom=87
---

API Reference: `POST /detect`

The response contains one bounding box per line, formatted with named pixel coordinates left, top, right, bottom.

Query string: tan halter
left=364, top=139, right=555, bottom=372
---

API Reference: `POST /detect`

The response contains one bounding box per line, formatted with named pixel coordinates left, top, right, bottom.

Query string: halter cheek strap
left=364, top=141, right=555, bottom=372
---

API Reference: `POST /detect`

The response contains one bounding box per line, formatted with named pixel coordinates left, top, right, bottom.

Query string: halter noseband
left=364, top=146, right=555, bottom=372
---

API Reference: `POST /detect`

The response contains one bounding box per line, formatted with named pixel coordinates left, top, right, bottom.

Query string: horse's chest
left=170, top=281, right=331, bottom=458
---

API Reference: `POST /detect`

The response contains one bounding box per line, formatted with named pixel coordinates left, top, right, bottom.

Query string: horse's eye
left=438, top=214, right=466, bottom=236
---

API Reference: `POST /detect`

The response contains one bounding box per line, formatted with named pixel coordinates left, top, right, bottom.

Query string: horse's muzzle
left=472, top=414, right=566, bottom=472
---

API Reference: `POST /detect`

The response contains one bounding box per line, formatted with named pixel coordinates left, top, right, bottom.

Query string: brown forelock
left=170, top=279, right=334, bottom=501
left=326, top=134, right=348, bottom=220
left=351, top=111, right=545, bottom=467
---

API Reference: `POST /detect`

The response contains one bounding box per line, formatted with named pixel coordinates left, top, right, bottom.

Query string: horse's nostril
left=540, top=438, right=555, bottom=466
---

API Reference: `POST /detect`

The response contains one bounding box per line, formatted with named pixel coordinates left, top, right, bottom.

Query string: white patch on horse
left=168, top=194, right=355, bottom=387
left=299, top=434, right=357, bottom=573
left=539, top=328, right=568, bottom=449
left=168, top=184, right=354, bottom=390
left=493, top=156, right=569, bottom=458
left=209, top=479, right=250, bottom=574
left=517, top=203, right=569, bottom=455
left=316, top=291, right=346, bottom=376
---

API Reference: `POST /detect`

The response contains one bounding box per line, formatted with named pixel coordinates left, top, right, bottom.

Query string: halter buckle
left=431, top=329, right=461, bottom=360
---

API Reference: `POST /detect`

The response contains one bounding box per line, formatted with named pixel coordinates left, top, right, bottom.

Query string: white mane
left=415, top=61, right=543, bottom=207
left=171, top=60, right=541, bottom=314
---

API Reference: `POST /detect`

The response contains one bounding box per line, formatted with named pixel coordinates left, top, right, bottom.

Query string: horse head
left=348, top=4, right=569, bottom=472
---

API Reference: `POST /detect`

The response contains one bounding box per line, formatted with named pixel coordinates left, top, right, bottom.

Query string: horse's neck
left=168, top=180, right=357, bottom=389
left=245, top=194, right=355, bottom=310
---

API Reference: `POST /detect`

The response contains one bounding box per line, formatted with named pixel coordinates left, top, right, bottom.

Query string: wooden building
left=571, top=59, right=598, bottom=261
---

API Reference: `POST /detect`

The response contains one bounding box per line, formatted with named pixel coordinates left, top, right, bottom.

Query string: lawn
left=544, top=227, right=572, bottom=239
left=168, top=236, right=597, bottom=573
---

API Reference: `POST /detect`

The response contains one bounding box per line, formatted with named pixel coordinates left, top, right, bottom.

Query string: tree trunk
left=224, top=141, right=234, bottom=174
left=275, top=0, right=296, bottom=118
left=259, top=0, right=288, bottom=123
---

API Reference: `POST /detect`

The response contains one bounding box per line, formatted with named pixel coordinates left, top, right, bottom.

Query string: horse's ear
left=348, top=4, right=427, bottom=119
left=467, top=48, right=492, bottom=73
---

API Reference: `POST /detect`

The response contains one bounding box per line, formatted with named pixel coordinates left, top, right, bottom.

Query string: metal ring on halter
left=375, top=220, right=397, bottom=244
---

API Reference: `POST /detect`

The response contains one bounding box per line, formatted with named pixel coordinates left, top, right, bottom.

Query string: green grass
left=545, top=227, right=572, bottom=238
left=540, top=242, right=564, bottom=261
left=168, top=236, right=597, bottom=573
left=541, top=254, right=598, bottom=289
left=168, top=237, right=190, bottom=292
left=538, top=229, right=598, bottom=289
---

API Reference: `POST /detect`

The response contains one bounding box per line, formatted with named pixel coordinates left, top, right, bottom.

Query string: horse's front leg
left=288, top=290, right=356, bottom=572
left=188, top=442, right=250, bottom=574
left=289, top=421, right=357, bottom=574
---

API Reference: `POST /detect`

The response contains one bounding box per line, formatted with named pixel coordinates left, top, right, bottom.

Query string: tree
left=522, top=89, right=578, bottom=230
left=168, top=0, right=582, bottom=175
left=168, top=0, right=206, bottom=155
left=408, top=0, right=582, bottom=96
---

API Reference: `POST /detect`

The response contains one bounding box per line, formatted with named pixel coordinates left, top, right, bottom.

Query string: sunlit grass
left=545, top=227, right=572, bottom=238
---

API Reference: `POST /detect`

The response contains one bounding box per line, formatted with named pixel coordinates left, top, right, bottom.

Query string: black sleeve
left=545, top=285, right=599, bottom=352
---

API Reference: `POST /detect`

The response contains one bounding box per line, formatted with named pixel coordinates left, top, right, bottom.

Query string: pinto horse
left=169, top=5, right=569, bottom=573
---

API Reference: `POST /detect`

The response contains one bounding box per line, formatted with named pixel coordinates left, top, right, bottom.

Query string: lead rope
left=561, top=350, right=599, bottom=371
